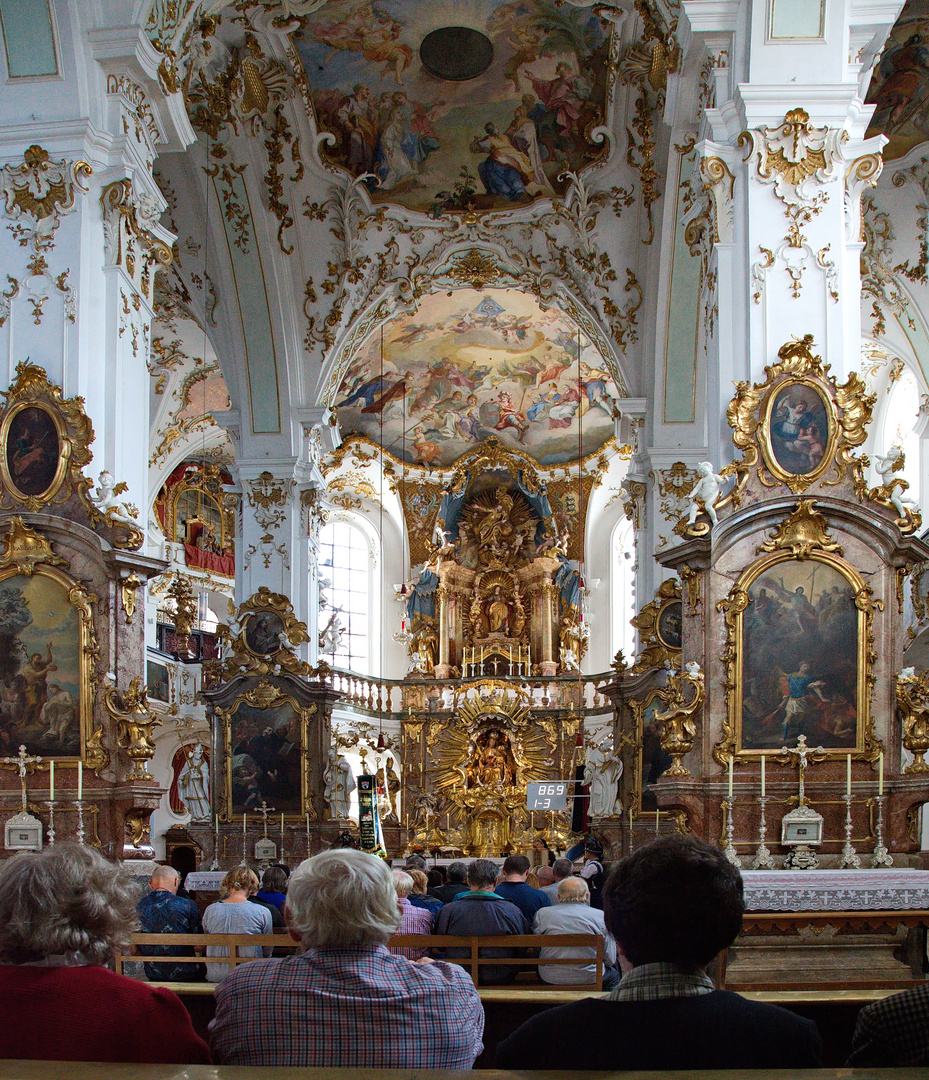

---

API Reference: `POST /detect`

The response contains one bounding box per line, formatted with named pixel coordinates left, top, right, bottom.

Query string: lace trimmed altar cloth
left=742, top=869, right=929, bottom=911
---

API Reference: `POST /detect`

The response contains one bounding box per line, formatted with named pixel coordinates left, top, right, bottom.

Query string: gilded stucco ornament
left=217, top=587, right=312, bottom=680
left=740, top=110, right=844, bottom=303
left=727, top=335, right=874, bottom=496
left=653, top=665, right=705, bottom=778
left=631, top=578, right=682, bottom=674
left=0, top=145, right=92, bottom=254
left=101, top=179, right=172, bottom=304
left=897, top=668, right=929, bottom=773
left=104, top=677, right=161, bottom=783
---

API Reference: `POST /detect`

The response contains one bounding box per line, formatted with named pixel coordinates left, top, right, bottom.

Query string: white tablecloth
left=742, top=869, right=929, bottom=911
left=184, top=871, right=226, bottom=892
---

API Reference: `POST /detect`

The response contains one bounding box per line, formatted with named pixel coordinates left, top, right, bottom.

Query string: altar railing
left=326, top=667, right=616, bottom=720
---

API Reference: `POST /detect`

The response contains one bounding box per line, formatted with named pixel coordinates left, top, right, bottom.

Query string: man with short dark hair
left=496, top=835, right=822, bottom=1071
left=540, top=857, right=573, bottom=902
left=848, top=984, right=929, bottom=1067
left=136, top=865, right=204, bottom=982
left=405, top=854, right=427, bottom=873
left=430, top=861, right=470, bottom=904
left=435, top=859, right=529, bottom=985
left=494, top=853, right=551, bottom=922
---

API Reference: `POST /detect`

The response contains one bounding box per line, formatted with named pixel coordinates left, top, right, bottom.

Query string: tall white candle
left=878, top=751, right=884, bottom=795
left=243, top=811, right=247, bottom=837
left=49, top=759, right=54, bottom=801
left=846, top=754, right=852, bottom=797
left=281, top=812, right=285, bottom=836
left=728, top=756, right=733, bottom=798
left=760, top=755, right=765, bottom=797
left=77, top=760, right=82, bottom=801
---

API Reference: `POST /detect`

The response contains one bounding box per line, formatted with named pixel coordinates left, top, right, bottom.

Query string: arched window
left=317, top=517, right=376, bottom=675
left=611, top=518, right=636, bottom=661
left=882, top=366, right=921, bottom=505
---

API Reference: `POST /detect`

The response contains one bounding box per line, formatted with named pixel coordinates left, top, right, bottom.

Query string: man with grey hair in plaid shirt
left=210, top=849, right=483, bottom=1068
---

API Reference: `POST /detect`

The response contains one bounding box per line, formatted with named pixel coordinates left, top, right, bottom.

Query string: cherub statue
left=687, top=462, right=725, bottom=527
left=874, top=446, right=918, bottom=519
left=90, top=470, right=140, bottom=528
left=319, top=612, right=344, bottom=654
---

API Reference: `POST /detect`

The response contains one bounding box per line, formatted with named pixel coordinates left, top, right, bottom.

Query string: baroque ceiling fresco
left=866, top=0, right=929, bottom=159
left=294, top=0, right=612, bottom=214
left=333, top=288, right=621, bottom=467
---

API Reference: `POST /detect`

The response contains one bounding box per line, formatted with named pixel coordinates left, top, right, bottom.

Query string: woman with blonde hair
left=407, top=867, right=443, bottom=915
left=0, top=843, right=210, bottom=1063
left=203, top=865, right=272, bottom=982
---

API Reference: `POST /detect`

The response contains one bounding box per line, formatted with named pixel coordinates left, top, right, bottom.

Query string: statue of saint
left=468, top=729, right=515, bottom=787
left=485, top=585, right=511, bottom=635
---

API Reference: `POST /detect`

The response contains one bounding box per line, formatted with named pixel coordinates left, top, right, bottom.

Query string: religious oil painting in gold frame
left=0, top=565, right=94, bottom=760
left=243, top=610, right=286, bottom=656
left=656, top=600, right=683, bottom=651
left=721, top=550, right=871, bottom=757
left=763, top=379, right=835, bottom=481
left=1, top=401, right=66, bottom=503
left=630, top=690, right=673, bottom=812
left=221, top=688, right=310, bottom=817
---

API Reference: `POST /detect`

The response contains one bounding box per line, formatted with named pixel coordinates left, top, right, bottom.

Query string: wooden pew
left=118, top=932, right=605, bottom=989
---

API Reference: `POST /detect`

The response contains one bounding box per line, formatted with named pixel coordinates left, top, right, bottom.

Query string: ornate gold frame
left=216, top=587, right=311, bottom=680
left=629, top=687, right=672, bottom=819
left=217, top=679, right=314, bottom=820
left=632, top=579, right=683, bottom=672
left=0, top=362, right=93, bottom=511
left=727, top=335, right=873, bottom=496
left=0, top=518, right=99, bottom=764
left=165, top=465, right=234, bottom=551
left=715, top=505, right=880, bottom=763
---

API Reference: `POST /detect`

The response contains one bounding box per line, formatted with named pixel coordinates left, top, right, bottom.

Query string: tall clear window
left=611, top=518, right=636, bottom=661
left=318, top=519, right=372, bottom=674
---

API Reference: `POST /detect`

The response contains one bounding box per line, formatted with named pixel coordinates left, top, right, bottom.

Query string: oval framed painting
left=760, top=378, right=837, bottom=485
left=656, top=599, right=683, bottom=651
left=0, top=402, right=66, bottom=503
left=243, top=610, right=286, bottom=656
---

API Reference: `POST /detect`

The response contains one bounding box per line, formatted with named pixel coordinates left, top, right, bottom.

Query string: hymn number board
left=527, top=782, right=569, bottom=811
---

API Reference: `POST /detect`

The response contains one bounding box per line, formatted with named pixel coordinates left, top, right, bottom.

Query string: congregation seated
left=209, top=848, right=484, bottom=1068
left=848, top=983, right=929, bottom=1067
left=391, top=869, right=433, bottom=958
left=407, top=868, right=443, bottom=915
left=534, top=876, right=620, bottom=989
left=540, top=857, right=573, bottom=902
left=254, top=864, right=287, bottom=911
left=430, top=860, right=469, bottom=904
left=435, top=858, right=529, bottom=985
left=137, top=864, right=204, bottom=982
left=495, top=853, right=552, bottom=921
left=203, top=866, right=272, bottom=982
left=0, top=843, right=210, bottom=1064
left=496, top=835, right=823, bottom=1071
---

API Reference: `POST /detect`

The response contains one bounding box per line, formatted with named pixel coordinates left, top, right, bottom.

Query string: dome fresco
left=333, top=289, right=622, bottom=467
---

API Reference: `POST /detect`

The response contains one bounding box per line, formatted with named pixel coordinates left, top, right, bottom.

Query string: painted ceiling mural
left=294, top=0, right=612, bottom=215
left=865, top=0, right=929, bottom=159
left=333, top=288, right=621, bottom=467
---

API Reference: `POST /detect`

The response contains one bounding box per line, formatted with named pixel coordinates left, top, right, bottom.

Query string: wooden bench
left=117, top=932, right=605, bottom=990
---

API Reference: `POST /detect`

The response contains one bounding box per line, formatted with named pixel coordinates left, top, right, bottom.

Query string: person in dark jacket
left=495, top=853, right=551, bottom=922
left=435, top=858, right=528, bottom=984
left=430, top=861, right=470, bottom=904
left=137, top=865, right=204, bottom=981
left=496, top=835, right=822, bottom=1071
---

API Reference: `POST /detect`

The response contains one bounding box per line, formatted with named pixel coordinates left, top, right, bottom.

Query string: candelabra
left=75, top=801, right=84, bottom=845
left=751, top=795, right=776, bottom=869
left=47, top=800, right=56, bottom=846
left=871, top=795, right=893, bottom=868
left=210, top=820, right=220, bottom=871
left=723, top=798, right=740, bottom=867
left=839, top=793, right=861, bottom=869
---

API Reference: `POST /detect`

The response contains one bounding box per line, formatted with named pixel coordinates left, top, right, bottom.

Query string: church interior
left=5, top=0, right=929, bottom=1027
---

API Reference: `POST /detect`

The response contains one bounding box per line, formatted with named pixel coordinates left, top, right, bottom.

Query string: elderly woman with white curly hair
left=0, top=843, right=211, bottom=1064
left=210, top=847, right=484, bottom=1068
